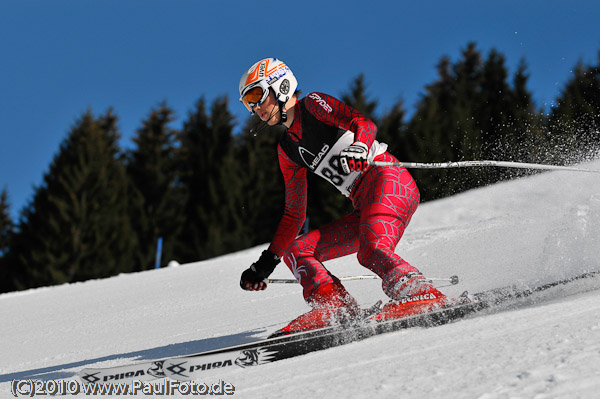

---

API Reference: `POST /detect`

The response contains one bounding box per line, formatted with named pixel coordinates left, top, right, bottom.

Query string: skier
left=238, top=58, right=447, bottom=334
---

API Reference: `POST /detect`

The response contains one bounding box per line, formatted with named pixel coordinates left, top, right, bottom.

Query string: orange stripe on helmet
left=264, top=60, right=282, bottom=77
left=244, top=59, right=287, bottom=87
left=244, top=66, right=261, bottom=87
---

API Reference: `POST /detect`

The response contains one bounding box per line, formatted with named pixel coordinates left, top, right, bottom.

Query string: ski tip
left=268, top=330, right=288, bottom=339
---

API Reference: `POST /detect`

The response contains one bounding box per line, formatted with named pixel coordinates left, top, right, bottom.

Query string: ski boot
left=373, top=273, right=448, bottom=322
left=271, top=282, right=361, bottom=337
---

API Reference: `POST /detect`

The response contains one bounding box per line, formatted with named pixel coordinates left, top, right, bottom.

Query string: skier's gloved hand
left=339, top=142, right=369, bottom=174
left=240, top=250, right=280, bottom=291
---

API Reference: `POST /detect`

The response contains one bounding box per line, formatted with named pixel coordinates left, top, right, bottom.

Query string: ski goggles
left=240, top=81, right=270, bottom=113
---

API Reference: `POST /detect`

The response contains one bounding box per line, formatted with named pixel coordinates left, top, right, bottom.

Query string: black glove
left=240, top=250, right=280, bottom=291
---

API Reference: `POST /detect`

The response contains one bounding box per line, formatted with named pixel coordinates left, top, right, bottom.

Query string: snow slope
left=1, top=161, right=600, bottom=398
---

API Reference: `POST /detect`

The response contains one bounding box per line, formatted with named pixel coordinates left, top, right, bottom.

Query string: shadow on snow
left=0, top=329, right=267, bottom=383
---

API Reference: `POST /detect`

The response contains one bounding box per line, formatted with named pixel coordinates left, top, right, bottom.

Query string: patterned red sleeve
left=268, top=144, right=308, bottom=258
left=303, top=92, right=377, bottom=148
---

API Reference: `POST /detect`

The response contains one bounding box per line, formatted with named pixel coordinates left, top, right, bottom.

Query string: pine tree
left=508, top=59, right=547, bottom=164
left=406, top=43, right=539, bottom=200
left=0, top=188, right=14, bottom=293
left=340, top=74, right=379, bottom=122
left=548, top=54, right=600, bottom=163
left=5, top=110, right=136, bottom=290
left=205, top=96, right=247, bottom=255
left=234, top=116, right=285, bottom=247
left=176, top=96, right=244, bottom=262
left=378, top=99, right=408, bottom=160
left=407, top=54, right=471, bottom=200
left=126, top=103, right=184, bottom=270
left=0, top=188, right=12, bottom=257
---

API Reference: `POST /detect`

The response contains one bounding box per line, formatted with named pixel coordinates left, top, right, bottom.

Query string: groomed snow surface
left=2, top=161, right=600, bottom=398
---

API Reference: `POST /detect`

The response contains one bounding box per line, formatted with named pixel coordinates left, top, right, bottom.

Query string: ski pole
left=371, top=160, right=600, bottom=174
left=268, top=275, right=379, bottom=284
left=268, top=275, right=459, bottom=285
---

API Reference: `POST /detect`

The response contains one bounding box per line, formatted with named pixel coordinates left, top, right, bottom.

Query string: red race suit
left=268, top=92, right=421, bottom=300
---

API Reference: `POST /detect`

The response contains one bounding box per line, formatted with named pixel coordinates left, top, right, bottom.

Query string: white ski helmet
left=239, top=58, right=298, bottom=113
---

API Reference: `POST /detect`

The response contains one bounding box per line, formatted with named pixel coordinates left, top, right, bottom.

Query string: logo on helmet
left=280, top=79, right=290, bottom=95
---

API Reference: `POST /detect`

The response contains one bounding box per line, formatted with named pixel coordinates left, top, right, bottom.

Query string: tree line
left=1, top=43, right=599, bottom=293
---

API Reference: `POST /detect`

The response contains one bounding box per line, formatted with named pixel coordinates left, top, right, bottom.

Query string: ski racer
left=238, top=58, right=447, bottom=334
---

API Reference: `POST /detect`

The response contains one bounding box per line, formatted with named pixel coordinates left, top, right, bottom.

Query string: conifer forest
left=1, top=43, right=600, bottom=293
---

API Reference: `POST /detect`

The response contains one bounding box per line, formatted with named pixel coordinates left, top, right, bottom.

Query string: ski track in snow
left=1, top=160, right=600, bottom=398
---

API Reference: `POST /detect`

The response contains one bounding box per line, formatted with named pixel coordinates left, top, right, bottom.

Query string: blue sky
left=1, top=0, right=599, bottom=220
